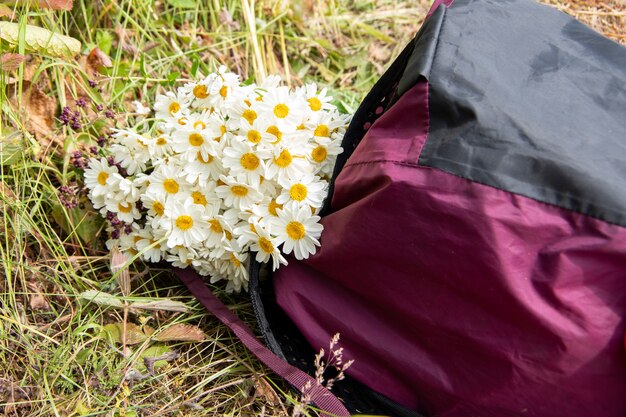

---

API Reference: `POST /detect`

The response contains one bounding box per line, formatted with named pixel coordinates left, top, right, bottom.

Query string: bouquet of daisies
left=83, top=67, right=349, bottom=292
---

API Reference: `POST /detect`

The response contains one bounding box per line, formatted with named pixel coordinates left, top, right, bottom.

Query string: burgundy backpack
left=181, top=0, right=626, bottom=415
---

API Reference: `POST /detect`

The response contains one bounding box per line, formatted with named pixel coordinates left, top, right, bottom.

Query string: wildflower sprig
left=83, top=67, right=348, bottom=292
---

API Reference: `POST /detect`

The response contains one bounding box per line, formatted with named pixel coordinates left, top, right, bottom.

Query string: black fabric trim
left=418, top=0, right=626, bottom=226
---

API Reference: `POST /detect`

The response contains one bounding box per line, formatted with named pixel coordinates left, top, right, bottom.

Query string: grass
left=0, top=1, right=624, bottom=416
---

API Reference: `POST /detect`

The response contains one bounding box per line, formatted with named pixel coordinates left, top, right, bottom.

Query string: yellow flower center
left=175, top=215, right=193, bottom=231
left=240, top=153, right=260, bottom=170
left=197, top=151, right=214, bottom=164
left=230, top=253, right=241, bottom=267
left=314, top=124, right=330, bottom=137
left=274, top=149, right=293, bottom=168
left=231, top=185, right=249, bottom=197
left=266, top=125, right=282, bottom=143
left=296, top=124, right=306, bottom=130
left=177, top=117, right=188, bottom=126
left=244, top=99, right=252, bottom=107
left=225, top=230, right=232, bottom=240
left=189, top=133, right=204, bottom=146
left=311, top=145, right=328, bottom=163
left=118, top=203, right=132, bottom=213
left=152, top=201, right=165, bottom=216
left=193, top=121, right=206, bottom=130
left=97, top=171, right=108, bottom=186
left=193, top=85, right=208, bottom=99
left=192, top=191, right=207, bottom=206
left=156, top=137, right=167, bottom=145
left=286, top=221, right=305, bottom=240
left=168, top=102, right=180, bottom=115
left=163, top=179, right=179, bottom=194
left=209, top=219, right=223, bottom=234
left=289, top=184, right=308, bottom=202
left=242, top=109, right=257, bottom=125
left=307, top=97, right=322, bottom=111
left=273, top=104, right=289, bottom=118
left=268, top=199, right=283, bottom=216
left=219, top=86, right=228, bottom=98
left=258, top=237, right=274, bottom=254
left=247, top=130, right=262, bottom=144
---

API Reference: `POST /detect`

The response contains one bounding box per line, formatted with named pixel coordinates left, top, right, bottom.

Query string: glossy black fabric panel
left=415, top=0, right=626, bottom=226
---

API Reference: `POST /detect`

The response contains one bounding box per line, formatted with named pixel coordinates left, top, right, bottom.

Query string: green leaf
left=190, top=56, right=199, bottom=78
left=79, top=290, right=124, bottom=308
left=95, top=30, right=113, bottom=55
left=101, top=322, right=149, bottom=345
left=0, top=129, right=24, bottom=166
left=166, top=71, right=180, bottom=86
left=166, top=0, right=197, bottom=8
left=51, top=201, right=104, bottom=245
left=0, top=22, right=80, bottom=58
left=136, top=344, right=175, bottom=371
left=355, top=22, right=395, bottom=43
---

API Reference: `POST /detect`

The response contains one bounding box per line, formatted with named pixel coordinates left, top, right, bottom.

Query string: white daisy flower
left=265, top=146, right=310, bottom=183
left=154, top=91, right=191, bottom=120
left=244, top=221, right=287, bottom=270
left=269, top=201, right=323, bottom=260
left=160, top=197, right=209, bottom=248
left=171, top=114, right=222, bottom=161
left=147, top=131, right=175, bottom=160
left=105, top=198, right=142, bottom=224
left=132, top=100, right=151, bottom=115
left=147, top=163, right=192, bottom=200
left=135, top=225, right=166, bottom=263
left=306, top=110, right=346, bottom=140
left=109, top=130, right=151, bottom=175
left=276, top=174, right=328, bottom=209
left=215, top=175, right=263, bottom=210
left=306, top=136, right=344, bottom=177
left=298, top=83, right=335, bottom=112
left=257, top=86, right=306, bottom=129
left=84, top=157, right=119, bottom=197
left=141, top=191, right=167, bottom=226
left=182, top=149, right=223, bottom=184
left=222, top=140, right=269, bottom=183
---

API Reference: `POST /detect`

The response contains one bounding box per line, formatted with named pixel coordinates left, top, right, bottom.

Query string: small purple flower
left=89, top=146, right=98, bottom=155
left=104, top=109, right=115, bottom=119
left=59, top=106, right=72, bottom=126
left=111, top=229, right=120, bottom=240
left=110, top=217, right=121, bottom=226
left=96, top=104, right=104, bottom=112
left=76, top=98, right=88, bottom=108
left=124, top=224, right=133, bottom=235
left=96, top=136, right=107, bottom=147
left=88, top=79, right=97, bottom=88
left=105, top=211, right=116, bottom=221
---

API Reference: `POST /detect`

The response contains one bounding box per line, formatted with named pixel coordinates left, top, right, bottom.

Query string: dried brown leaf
left=10, top=82, right=58, bottom=141
left=0, top=4, right=14, bottom=19
left=86, top=47, right=113, bottom=74
left=154, top=324, right=206, bottom=342
left=27, top=282, right=50, bottom=311
left=0, top=53, right=24, bottom=71
left=368, top=42, right=391, bottom=62
left=38, top=0, right=73, bottom=10
left=111, top=248, right=130, bottom=297
left=253, top=377, right=282, bottom=406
